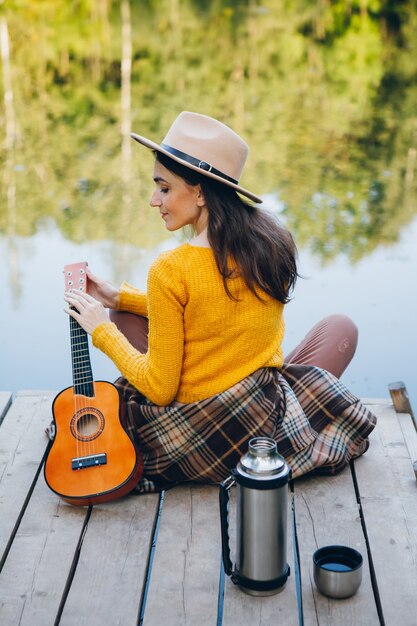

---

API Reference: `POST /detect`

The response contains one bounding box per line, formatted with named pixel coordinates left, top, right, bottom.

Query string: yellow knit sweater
left=92, top=243, right=285, bottom=406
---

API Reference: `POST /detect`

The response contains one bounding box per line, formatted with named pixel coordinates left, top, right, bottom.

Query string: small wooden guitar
left=44, top=261, right=143, bottom=505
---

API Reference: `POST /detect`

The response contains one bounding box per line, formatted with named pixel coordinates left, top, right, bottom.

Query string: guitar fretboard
left=70, top=314, right=94, bottom=397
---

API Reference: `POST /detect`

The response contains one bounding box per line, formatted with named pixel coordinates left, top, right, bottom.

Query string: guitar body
left=44, top=261, right=143, bottom=506
left=45, top=381, right=143, bottom=506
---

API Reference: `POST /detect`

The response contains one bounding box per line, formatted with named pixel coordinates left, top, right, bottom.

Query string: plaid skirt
left=115, top=364, right=377, bottom=493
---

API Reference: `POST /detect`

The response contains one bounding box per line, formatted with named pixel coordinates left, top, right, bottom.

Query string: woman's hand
left=86, top=267, right=120, bottom=309
left=64, top=291, right=110, bottom=336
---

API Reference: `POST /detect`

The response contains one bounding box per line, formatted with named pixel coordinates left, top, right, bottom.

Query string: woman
left=65, top=111, right=376, bottom=493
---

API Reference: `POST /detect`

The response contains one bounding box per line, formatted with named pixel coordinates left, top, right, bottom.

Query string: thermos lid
left=238, top=437, right=288, bottom=481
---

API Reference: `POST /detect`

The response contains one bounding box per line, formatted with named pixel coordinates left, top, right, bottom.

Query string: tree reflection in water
left=1, top=1, right=416, bottom=260
left=1, top=0, right=416, bottom=360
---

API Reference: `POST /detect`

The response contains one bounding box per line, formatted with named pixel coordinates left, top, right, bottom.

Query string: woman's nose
left=150, top=191, right=161, bottom=207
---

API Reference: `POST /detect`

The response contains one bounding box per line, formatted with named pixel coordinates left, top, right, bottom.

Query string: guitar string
left=71, top=316, right=83, bottom=461
left=68, top=267, right=96, bottom=465
left=79, top=271, right=91, bottom=462
left=73, top=316, right=91, bottom=460
left=71, top=316, right=96, bottom=461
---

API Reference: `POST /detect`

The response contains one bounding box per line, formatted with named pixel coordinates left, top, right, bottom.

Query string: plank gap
left=54, top=505, right=93, bottom=626
left=0, top=392, right=13, bottom=425
left=217, top=559, right=226, bottom=626
left=350, top=460, right=385, bottom=626
left=290, top=481, right=304, bottom=626
left=138, top=490, right=165, bottom=626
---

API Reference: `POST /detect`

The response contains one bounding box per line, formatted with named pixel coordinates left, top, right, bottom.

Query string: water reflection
left=1, top=2, right=416, bottom=407
left=1, top=1, right=416, bottom=257
left=1, top=217, right=416, bottom=412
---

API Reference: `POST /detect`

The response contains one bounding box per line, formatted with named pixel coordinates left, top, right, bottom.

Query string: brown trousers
left=109, top=311, right=358, bottom=379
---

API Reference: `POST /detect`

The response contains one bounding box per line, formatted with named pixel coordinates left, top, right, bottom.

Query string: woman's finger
left=64, top=292, right=83, bottom=304
left=65, top=290, right=96, bottom=305
left=86, top=267, right=100, bottom=282
left=85, top=267, right=107, bottom=290
left=64, top=306, right=81, bottom=320
left=64, top=297, right=109, bottom=335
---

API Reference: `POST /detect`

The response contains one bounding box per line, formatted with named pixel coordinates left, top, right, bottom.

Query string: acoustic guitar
left=44, top=261, right=143, bottom=505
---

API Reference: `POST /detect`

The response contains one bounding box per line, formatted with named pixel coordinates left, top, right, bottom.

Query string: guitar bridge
left=72, top=453, right=107, bottom=470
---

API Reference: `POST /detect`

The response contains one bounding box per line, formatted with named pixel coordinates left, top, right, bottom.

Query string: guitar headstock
left=64, top=262, right=88, bottom=293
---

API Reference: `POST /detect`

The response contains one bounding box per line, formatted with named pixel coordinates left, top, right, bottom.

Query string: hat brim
left=130, top=132, right=263, bottom=204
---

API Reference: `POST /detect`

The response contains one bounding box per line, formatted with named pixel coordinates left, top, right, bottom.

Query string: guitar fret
left=70, top=321, right=93, bottom=396
left=65, top=263, right=94, bottom=398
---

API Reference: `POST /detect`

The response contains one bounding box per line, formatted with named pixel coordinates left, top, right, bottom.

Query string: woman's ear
left=196, top=185, right=206, bottom=207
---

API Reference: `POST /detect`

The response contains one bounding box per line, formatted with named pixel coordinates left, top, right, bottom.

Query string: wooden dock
left=1, top=390, right=417, bottom=625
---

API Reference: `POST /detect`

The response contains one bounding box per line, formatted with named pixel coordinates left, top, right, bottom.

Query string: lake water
left=1, top=2, right=417, bottom=413
left=1, top=205, right=416, bottom=412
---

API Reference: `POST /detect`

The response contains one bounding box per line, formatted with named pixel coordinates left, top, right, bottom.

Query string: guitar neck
left=70, top=314, right=94, bottom=397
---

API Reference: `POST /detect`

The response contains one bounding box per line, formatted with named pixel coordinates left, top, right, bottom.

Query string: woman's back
left=153, top=243, right=285, bottom=403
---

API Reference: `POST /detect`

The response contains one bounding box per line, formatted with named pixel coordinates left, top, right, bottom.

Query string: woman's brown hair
left=156, top=152, right=298, bottom=304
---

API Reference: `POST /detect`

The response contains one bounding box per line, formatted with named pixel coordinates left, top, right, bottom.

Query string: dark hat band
left=160, top=143, right=239, bottom=185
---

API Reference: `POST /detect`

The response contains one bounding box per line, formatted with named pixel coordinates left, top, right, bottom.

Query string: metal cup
left=313, top=545, right=363, bottom=599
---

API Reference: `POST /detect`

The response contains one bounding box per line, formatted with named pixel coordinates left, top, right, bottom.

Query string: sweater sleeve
left=92, top=256, right=185, bottom=406
left=117, top=281, right=148, bottom=317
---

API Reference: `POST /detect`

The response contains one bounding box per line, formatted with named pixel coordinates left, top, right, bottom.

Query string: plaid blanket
left=115, top=364, right=377, bottom=493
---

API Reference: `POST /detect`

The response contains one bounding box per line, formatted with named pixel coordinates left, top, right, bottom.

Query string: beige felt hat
left=130, top=111, right=262, bottom=203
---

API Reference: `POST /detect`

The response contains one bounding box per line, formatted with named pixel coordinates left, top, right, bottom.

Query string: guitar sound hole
left=71, top=407, right=105, bottom=442
left=78, top=413, right=99, bottom=436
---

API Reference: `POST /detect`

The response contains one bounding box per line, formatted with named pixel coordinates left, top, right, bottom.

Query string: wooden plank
left=144, top=485, right=222, bottom=625
left=397, top=411, right=417, bottom=474
left=0, top=392, right=54, bottom=559
left=0, top=476, right=88, bottom=626
left=0, top=391, right=12, bottom=425
left=294, top=468, right=379, bottom=625
left=361, top=398, right=391, bottom=406
left=15, top=389, right=57, bottom=397
left=388, top=381, right=415, bottom=421
left=59, top=494, right=159, bottom=626
left=222, top=487, right=298, bottom=626
left=354, top=403, right=417, bottom=626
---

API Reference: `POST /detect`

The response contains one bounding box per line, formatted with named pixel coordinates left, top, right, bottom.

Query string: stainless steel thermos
left=219, top=437, right=291, bottom=596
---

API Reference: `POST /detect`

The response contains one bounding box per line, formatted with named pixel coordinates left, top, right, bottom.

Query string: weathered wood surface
left=145, top=486, right=222, bottom=626
left=0, top=391, right=54, bottom=559
left=354, top=401, right=417, bottom=626
left=1, top=392, right=416, bottom=625
left=388, top=381, right=415, bottom=420
left=295, top=470, right=380, bottom=625
left=59, top=495, right=159, bottom=626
